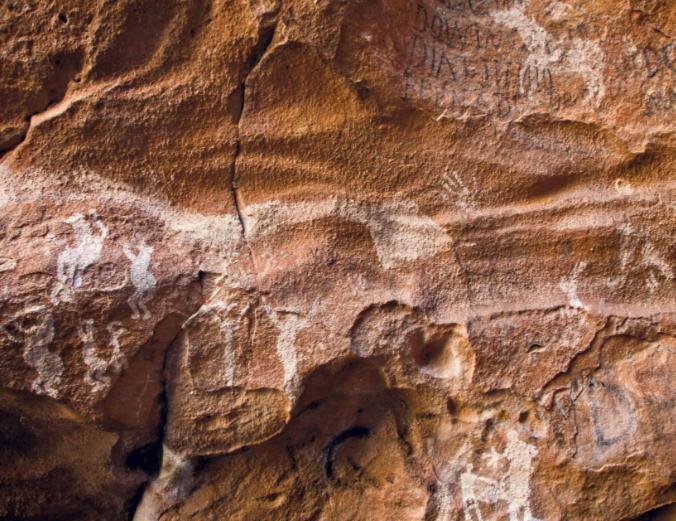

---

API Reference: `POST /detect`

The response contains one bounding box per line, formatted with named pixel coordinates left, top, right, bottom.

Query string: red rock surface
left=0, top=0, right=674, bottom=520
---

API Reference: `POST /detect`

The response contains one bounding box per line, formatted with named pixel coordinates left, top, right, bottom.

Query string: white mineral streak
left=242, top=197, right=451, bottom=269
left=51, top=210, right=108, bottom=303
left=123, top=239, right=157, bottom=320
left=492, top=2, right=605, bottom=106
left=15, top=306, right=63, bottom=399
left=441, top=169, right=476, bottom=211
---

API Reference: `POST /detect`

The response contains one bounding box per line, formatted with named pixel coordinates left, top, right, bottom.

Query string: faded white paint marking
left=559, top=261, right=588, bottom=310
left=482, top=447, right=504, bottom=470
left=185, top=300, right=250, bottom=387
left=266, top=307, right=308, bottom=397
left=459, top=429, right=541, bottom=521
left=123, top=240, right=157, bottom=320
left=441, top=169, right=476, bottom=211
left=13, top=306, right=63, bottom=399
left=79, top=319, right=127, bottom=393
left=79, top=320, right=110, bottom=393
left=218, top=302, right=249, bottom=387
left=242, top=197, right=451, bottom=269
left=610, top=223, right=673, bottom=293
left=0, top=258, right=16, bottom=272
left=51, top=210, right=108, bottom=303
left=434, top=482, right=454, bottom=521
left=107, top=321, right=127, bottom=370
left=492, top=2, right=605, bottom=106
left=501, top=429, right=541, bottom=521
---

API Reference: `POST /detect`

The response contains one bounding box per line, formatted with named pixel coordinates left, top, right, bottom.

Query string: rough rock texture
left=0, top=0, right=674, bottom=520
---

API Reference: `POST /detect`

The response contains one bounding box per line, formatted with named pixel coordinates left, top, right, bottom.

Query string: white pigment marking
left=11, top=306, right=63, bottom=399
left=559, top=261, right=588, bottom=310
left=242, top=197, right=451, bottom=269
left=79, top=320, right=111, bottom=393
left=123, top=240, right=157, bottom=320
left=610, top=223, right=673, bottom=293
left=186, top=300, right=250, bottom=387
left=501, top=429, right=542, bottom=521
left=459, top=429, right=541, bottom=521
left=51, top=210, right=108, bottom=303
left=0, top=258, right=16, bottom=272
left=78, top=319, right=127, bottom=393
left=266, top=307, right=308, bottom=397
left=441, top=169, right=476, bottom=211
left=106, top=321, right=127, bottom=368
left=492, top=2, right=606, bottom=106
left=218, top=302, right=248, bottom=387
left=434, top=482, right=454, bottom=521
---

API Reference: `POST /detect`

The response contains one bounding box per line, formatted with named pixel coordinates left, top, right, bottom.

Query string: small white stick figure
left=123, top=239, right=157, bottom=320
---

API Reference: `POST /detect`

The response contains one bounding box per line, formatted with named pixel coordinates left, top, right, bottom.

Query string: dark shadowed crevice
left=323, top=426, right=371, bottom=480
left=121, top=305, right=201, bottom=520
left=625, top=503, right=676, bottom=521
left=229, top=10, right=280, bottom=265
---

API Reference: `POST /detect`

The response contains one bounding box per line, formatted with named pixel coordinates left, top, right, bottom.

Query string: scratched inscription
left=402, top=0, right=557, bottom=118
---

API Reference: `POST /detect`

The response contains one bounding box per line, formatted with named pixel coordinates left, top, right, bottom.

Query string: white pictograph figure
left=106, top=321, right=126, bottom=367
left=502, top=430, right=541, bottom=521
left=79, top=319, right=127, bottom=393
left=7, top=306, right=63, bottom=399
left=123, top=240, right=157, bottom=320
left=441, top=169, right=476, bottom=211
left=459, top=429, right=542, bottom=521
left=51, top=210, right=108, bottom=303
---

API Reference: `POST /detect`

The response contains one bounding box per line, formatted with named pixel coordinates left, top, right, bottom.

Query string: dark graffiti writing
left=402, top=1, right=557, bottom=117
left=434, top=0, right=524, bottom=15
left=644, top=87, right=675, bottom=115
left=642, top=42, right=675, bottom=77
left=414, top=4, right=508, bottom=50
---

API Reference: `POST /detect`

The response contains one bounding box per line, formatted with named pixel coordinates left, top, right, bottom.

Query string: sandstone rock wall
left=0, top=0, right=674, bottom=520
